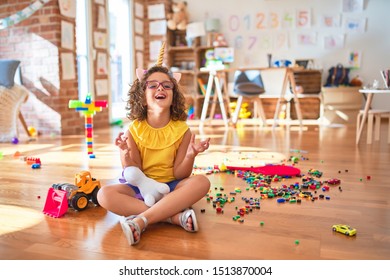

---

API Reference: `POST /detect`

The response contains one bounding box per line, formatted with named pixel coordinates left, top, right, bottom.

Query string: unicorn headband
left=135, top=41, right=182, bottom=83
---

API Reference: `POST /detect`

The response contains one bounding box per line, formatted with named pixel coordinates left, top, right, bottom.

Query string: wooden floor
left=0, top=119, right=389, bottom=260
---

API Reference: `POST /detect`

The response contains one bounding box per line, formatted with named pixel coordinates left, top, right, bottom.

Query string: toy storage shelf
left=167, top=29, right=218, bottom=119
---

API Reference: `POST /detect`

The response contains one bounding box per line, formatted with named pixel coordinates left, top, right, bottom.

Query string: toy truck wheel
left=91, top=187, right=100, bottom=205
left=71, top=193, right=89, bottom=211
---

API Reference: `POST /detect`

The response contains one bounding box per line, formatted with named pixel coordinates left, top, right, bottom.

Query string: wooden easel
left=199, top=69, right=230, bottom=128
left=272, top=68, right=303, bottom=128
left=19, top=112, right=32, bottom=137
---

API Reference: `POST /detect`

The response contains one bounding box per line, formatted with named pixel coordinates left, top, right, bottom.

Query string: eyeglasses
left=145, top=80, right=174, bottom=90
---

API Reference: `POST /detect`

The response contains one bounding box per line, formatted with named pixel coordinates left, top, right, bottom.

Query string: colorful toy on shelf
left=167, top=1, right=189, bottom=31
left=187, top=104, right=194, bottom=119
left=212, top=33, right=228, bottom=47
left=229, top=102, right=251, bottom=119
left=68, top=93, right=107, bottom=158
left=43, top=170, right=101, bottom=216
left=203, top=49, right=224, bottom=70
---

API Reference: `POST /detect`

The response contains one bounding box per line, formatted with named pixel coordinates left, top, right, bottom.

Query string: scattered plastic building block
left=68, top=93, right=107, bottom=158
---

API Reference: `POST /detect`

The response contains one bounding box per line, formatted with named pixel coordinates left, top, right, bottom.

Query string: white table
left=357, top=88, right=390, bottom=144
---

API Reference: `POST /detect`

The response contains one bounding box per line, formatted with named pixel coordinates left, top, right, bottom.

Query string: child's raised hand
left=187, top=134, right=210, bottom=158
left=115, top=132, right=129, bottom=153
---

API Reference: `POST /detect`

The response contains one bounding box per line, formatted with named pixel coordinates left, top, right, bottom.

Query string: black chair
left=231, top=70, right=267, bottom=126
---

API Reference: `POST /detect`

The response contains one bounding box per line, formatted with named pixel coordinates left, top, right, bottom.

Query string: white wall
left=184, top=0, right=390, bottom=109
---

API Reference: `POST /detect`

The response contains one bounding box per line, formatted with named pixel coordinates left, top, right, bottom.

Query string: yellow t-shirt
left=129, top=119, right=189, bottom=182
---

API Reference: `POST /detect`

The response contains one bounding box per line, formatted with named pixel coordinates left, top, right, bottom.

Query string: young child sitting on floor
left=97, top=42, right=211, bottom=245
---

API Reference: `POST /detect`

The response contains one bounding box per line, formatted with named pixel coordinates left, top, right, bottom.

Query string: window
left=76, top=0, right=92, bottom=102
left=108, top=0, right=134, bottom=120
left=76, top=0, right=134, bottom=121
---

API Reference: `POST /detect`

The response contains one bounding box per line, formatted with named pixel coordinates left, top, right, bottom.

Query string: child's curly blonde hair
left=125, top=65, right=188, bottom=121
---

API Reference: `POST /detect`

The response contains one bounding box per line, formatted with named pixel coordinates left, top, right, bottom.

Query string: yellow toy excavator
left=43, top=170, right=101, bottom=217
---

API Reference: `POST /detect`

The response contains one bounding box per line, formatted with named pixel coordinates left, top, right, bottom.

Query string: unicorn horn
left=156, top=41, right=166, bottom=66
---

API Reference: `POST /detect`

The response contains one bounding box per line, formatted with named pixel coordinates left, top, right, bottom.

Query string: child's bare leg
left=97, top=183, right=149, bottom=216
left=131, top=175, right=210, bottom=232
left=99, top=175, right=210, bottom=244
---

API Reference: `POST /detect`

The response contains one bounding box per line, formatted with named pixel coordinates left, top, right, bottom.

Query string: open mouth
left=155, top=93, right=167, bottom=99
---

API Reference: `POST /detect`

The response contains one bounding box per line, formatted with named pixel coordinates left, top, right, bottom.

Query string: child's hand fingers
left=201, top=138, right=210, bottom=146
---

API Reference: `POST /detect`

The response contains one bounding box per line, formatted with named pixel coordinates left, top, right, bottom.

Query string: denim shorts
left=128, top=179, right=181, bottom=200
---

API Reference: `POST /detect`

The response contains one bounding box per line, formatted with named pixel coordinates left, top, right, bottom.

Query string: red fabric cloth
left=226, top=165, right=301, bottom=176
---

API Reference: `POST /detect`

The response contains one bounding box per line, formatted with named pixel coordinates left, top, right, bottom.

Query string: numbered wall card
left=97, top=6, right=107, bottom=29
left=95, top=79, right=108, bottom=96
left=296, top=8, right=311, bottom=28
left=273, top=32, right=289, bottom=50
left=321, top=14, right=341, bottom=28
left=344, top=17, right=366, bottom=33
left=58, top=0, right=76, bottom=18
left=348, top=50, right=361, bottom=68
left=61, top=20, right=74, bottom=50
left=97, top=52, right=108, bottom=75
left=297, top=32, right=317, bottom=46
left=281, top=10, right=295, bottom=29
left=324, top=34, right=344, bottom=49
left=93, top=31, right=107, bottom=49
left=267, top=11, right=281, bottom=29
left=343, top=0, right=364, bottom=12
left=61, top=52, right=76, bottom=80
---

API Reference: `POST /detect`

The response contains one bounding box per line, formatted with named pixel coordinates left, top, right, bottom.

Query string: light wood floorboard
left=0, top=120, right=389, bottom=260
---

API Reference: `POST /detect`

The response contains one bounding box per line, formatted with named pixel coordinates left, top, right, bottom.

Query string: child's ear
left=173, top=72, right=181, bottom=83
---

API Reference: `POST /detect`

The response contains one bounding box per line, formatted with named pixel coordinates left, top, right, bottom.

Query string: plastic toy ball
left=11, top=137, right=19, bottom=144
left=28, top=126, right=37, bottom=137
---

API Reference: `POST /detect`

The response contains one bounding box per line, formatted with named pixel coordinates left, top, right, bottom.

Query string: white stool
left=356, top=109, right=390, bottom=144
